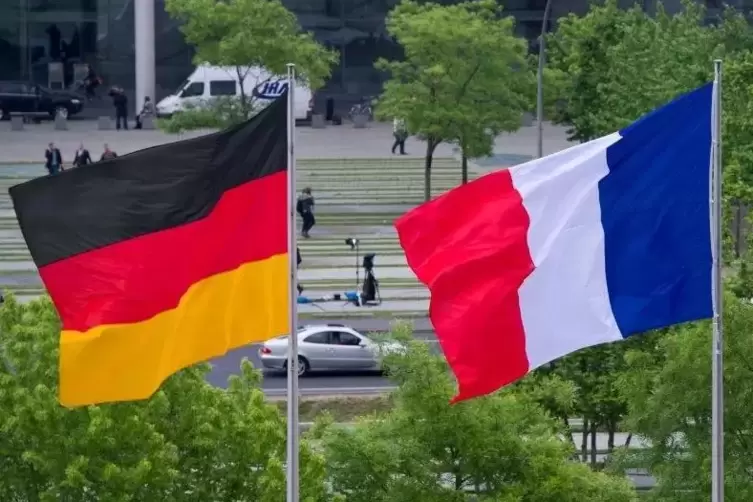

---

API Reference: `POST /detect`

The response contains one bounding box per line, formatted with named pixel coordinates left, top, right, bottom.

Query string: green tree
left=314, top=326, right=638, bottom=501
left=160, top=0, right=335, bottom=132
left=376, top=0, right=533, bottom=200
left=545, top=0, right=649, bottom=142
left=540, top=335, right=665, bottom=467
left=547, top=0, right=751, bottom=142
left=544, top=2, right=753, bottom=457
left=721, top=52, right=753, bottom=259
left=0, top=295, right=327, bottom=501
left=614, top=289, right=753, bottom=501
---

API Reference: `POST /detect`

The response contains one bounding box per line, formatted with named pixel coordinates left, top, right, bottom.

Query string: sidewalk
left=0, top=120, right=457, bottom=163
left=0, top=119, right=573, bottom=164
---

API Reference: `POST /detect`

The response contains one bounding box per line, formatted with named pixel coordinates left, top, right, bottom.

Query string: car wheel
left=284, top=356, right=310, bottom=377
left=0, top=108, right=7, bottom=120
left=54, top=106, right=69, bottom=119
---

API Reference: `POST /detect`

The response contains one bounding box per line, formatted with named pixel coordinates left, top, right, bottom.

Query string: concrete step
left=9, top=292, right=430, bottom=319
left=300, top=255, right=408, bottom=268
left=300, top=240, right=400, bottom=248
left=298, top=298, right=429, bottom=316
left=299, top=266, right=415, bottom=281
left=301, top=286, right=427, bottom=300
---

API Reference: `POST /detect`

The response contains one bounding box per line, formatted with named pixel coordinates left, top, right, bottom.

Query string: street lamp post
left=536, top=0, right=553, bottom=159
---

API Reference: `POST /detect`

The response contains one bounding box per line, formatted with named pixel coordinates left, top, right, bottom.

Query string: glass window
left=335, top=332, right=362, bottom=346
left=0, top=82, right=24, bottom=93
left=28, top=0, right=98, bottom=13
left=304, top=332, right=332, bottom=344
left=342, top=0, right=394, bottom=18
left=180, top=81, right=204, bottom=97
left=209, top=80, right=236, bottom=96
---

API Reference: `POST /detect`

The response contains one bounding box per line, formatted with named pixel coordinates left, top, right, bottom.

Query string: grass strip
left=273, top=395, right=393, bottom=422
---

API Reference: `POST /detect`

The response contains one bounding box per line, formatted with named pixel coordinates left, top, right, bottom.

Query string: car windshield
left=274, top=327, right=308, bottom=341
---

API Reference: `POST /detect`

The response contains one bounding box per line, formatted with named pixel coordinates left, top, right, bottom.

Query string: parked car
left=259, top=324, right=404, bottom=376
left=0, top=81, right=85, bottom=120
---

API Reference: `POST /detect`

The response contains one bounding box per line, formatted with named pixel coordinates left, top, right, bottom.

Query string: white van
left=156, top=65, right=313, bottom=120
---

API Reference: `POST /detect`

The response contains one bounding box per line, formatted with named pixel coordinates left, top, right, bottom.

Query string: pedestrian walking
left=44, top=142, right=63, bottom=175
left=83, top=66, right=102, bottom=100
left=391, top=116, right=408, bottom=155
left=73, top=143, right=92, bottom=167
left=296, top=187, right=316, bottom=238
left=100, top=143, right=118, bottom=161
left=110, top=87, right=128, bottom=130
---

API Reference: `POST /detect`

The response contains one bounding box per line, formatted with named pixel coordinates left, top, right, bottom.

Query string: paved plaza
left=0, top=119, right=572, bottom=163
left=0, top=120, right=575, bottom=316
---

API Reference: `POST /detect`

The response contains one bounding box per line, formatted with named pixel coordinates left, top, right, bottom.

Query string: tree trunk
left=625, top=433, right=633, bottom=448
left=236, top=66, right=249, bottom=117
left=461, top=152, right=469, bottom=185
left=580, top=419, right=589, bottom=462
left=590, top=421, right=598, bottom=466
left=563, top=417, right=575, bottom=447
left=607, top=422, right=616, bottom=453
left=424, top=141, right=435, bottom=202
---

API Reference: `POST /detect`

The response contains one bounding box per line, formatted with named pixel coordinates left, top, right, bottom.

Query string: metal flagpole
left=536, top=0, right=552, bottom=159
left=711, top=59, right=724, bottom=502
left=285, top=63, right=300, bottom=502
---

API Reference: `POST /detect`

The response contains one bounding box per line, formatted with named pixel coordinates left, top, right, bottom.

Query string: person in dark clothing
left=296, top=187, right=316, bottom=238
left=391, top=117, right=408, bottom=155
left=46, top=24, right=61, bottom=60
left=44, top=143, right=63, bottom=175
left=73, top=143, right=92, bottom=167
left=100, top=143, right=117, bottom=161
left=110, top=87, right=128, bottom=130
left=83, top=67, right=101, bottom=100
left=296, top=247, right=304, bottom=295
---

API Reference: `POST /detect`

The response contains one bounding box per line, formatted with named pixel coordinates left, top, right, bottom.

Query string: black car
left=0, top=81, right=84, bottom=120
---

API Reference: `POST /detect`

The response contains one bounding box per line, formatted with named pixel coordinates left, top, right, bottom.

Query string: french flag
left=396, top=83, right=715, bottom=402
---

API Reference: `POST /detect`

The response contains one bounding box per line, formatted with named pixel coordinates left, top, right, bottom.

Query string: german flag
left=10, top=95, right=289, bottom=407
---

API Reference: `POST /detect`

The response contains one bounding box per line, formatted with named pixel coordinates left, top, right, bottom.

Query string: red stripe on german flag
left=10, top=95, right=289, bottom=407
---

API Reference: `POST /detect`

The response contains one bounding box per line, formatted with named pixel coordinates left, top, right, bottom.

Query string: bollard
left=311, top=114, right=326, bottom=129
left=98, top=116, right=113, bottom=130
left=54, top=115, right=68, bottom=130
left=141, top=116, right=156, bottom=130
left=353, top=114, right=368, bottom=129
left=10, top=116, right=24, bottom=131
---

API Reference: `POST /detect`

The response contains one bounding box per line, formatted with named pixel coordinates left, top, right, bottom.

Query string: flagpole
left=711, top=59, right=724, bottom=502
left=285, top=63, right=300, bottom=502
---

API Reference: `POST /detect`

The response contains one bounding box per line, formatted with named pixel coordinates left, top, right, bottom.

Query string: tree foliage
left=544, top=0, right=648, bottom=142
left=614, top=288, right=753, bottom=501
left=314, top=325, right=638, bottom=502
left=547, top=0, right=751, bottom=142
left=160, top=0, right=335, bottom=132
left=376, top=0, right=533, bottom=199
left=541, top=1, right=753, bottom=460
left=156, top=97, right=250, bottom=134
left=0, top=295, right=327, bottom=501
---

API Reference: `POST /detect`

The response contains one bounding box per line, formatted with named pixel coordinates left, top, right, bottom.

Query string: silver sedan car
left=259, top=324, right=403, bottom=376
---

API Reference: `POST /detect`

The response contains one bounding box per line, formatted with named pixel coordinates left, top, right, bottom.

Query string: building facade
left=0, top=0, right=745, bottom=112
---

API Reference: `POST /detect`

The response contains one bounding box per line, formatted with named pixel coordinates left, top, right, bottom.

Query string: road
left=205, top=318, right=436, bottom=395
